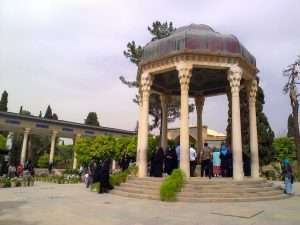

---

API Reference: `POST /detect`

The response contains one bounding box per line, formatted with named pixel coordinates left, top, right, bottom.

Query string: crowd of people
left=148, top=142, right=237, bottom=178
left=0, top=160, right=34, bottom=178
left=85, top=157, right=113, bottom=194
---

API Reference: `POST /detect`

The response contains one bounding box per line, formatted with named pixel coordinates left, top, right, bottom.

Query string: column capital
left=177, top=63, right=192, bottom=93
left=140, top=72, right=153, bottom=99
left=195, top=95, right=205, bottom=111
left=23, top=128, right=31, bottom=136
left=228, top=65, right=242, bottom=97
left=51, top=131, right=58, bottom=139
left=159, top=94, right=168, bottom=106
left=246, top=79, right=258, bottom=105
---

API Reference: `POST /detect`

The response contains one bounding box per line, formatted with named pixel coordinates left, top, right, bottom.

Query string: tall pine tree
left=0, top=90, right=8, bottom=112
left=226, top=77, right=275, bottom=165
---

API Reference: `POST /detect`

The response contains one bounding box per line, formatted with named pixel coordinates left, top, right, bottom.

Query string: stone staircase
left=111, top=176, right=289, bottom=202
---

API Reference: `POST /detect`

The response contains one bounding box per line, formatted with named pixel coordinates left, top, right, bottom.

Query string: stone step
left=183, top=182, right=273, bottom=189
left=176, top=194, right=290, bottom=203
left=187, top=178, right=268, bottom=185
left=120, top=183, right=161, bottom=190
left=181, top=186, right=278, bottom=193
left=125, top=180, right=163, bottom=186
left=111, top=189, right=160, bottom=200
left=177, top=190, right=283, bottom=198
left=114, top=186, right=160, bottom=195
left=127, top=176, right=165, bottom=182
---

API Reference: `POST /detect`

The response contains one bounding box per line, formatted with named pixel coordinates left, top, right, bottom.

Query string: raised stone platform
left=111, top=176, right=290, bottom=202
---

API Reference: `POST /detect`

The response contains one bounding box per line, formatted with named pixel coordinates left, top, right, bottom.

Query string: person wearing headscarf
left=151, top=146, right=165, bottom=177
left=281, top=158, right=293, bottom=195
left=213, top=148, right=221, bottom=177
left=164, top=147, right=177, bottom=176
left=99, top=160, right=113, bottom=194
left=220, top=146, right=230, bottom=177
left=121, top=153, right=130, bottom=171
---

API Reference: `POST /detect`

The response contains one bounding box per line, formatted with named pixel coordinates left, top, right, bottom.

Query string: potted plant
left=10, top=177, right=19, bottom=187
left=0, top=176, right=7, bottom=188
left=128, top=164, right=139, bottom=176
left=20, top=177, right=27, bottom=187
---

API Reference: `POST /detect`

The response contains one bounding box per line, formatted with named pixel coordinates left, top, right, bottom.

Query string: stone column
left=20, top=128, right=30, bottom=165
left=136, top=93, right=142, bottom=166
left=178, top=64, right=192, bottom=178
left=112, top=160, right=117, bottom=170
left=228, top=65, right=244, bottom=181
left=73, top=134, right=81, bottom=169
left=160, top=94, right=168, bottom=152
left=195, top=94, right=205, bottom=158
left=138, top=72, right=153, bottom=177
left=247, top=79, right=260, bottom=178
left=49, top=131, right=58, bottom=165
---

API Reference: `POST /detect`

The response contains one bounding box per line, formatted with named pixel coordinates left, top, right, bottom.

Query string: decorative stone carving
left=140, top=72, right=153, bottom=99
left=246, top=79, right=258, bottom=105
left=195, top=95, right=205, bottom=112
left=177, top=64, right=192, bottom=93
left=228, top=65, right=243, bottom=97
left=23, top=128, right=30, bottom=137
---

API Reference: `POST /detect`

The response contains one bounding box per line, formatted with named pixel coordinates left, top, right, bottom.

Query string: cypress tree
left=52, top=113, right=58, bottom=120
left=226, top=78, right=275, bottom=165
left=44, top=105, right=53, bottom=119
left=0, top=90, right=8, bottom=112
left=84, top=112, right=100, bottom=126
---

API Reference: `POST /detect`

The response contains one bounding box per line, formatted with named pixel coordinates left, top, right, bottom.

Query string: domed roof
left=142, top=24, right=256, bottom=66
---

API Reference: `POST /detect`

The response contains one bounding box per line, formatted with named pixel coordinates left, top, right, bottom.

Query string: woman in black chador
left=99, top=160, right=113, bottom=194
left=121, top=153, right=130, bottom=171
left=164, top=147, right=177, bottom=176
left=150, top=146, right=165, bottom=177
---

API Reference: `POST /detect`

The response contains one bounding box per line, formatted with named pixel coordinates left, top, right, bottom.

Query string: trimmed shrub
left=160, top=169, right=185, bottom=201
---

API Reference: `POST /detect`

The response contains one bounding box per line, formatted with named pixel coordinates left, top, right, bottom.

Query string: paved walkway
left=0, top=181, right=299, bottom=225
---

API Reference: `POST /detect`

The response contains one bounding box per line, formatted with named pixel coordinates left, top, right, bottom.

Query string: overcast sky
left=1, top=0, right=300, bottom=137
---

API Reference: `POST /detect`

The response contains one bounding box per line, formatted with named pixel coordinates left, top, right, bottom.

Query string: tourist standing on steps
left=200, top=143, right=212, bottom=178
left=220, top=146, right=230, bottom=177
left=151, top=146, right=164, bottom=177
left=213, top=148, right=221, bottom=177
left=121, top=153, right=130, bottom=171
left=164, top=147, right=177, bottom=176
left=282, top=158, right=293, bottom=195
left=189, top=144, right=197, bottom=177
left=175, top=143, right=180, bottom=168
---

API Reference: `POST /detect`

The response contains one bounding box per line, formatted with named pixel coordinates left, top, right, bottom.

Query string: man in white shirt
left=189, top=144, right=197, bottom=177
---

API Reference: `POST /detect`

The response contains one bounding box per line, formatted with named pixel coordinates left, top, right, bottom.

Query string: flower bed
left=34, top=172, right=82, bottom=184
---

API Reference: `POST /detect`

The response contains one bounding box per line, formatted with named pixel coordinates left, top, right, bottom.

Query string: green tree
left=37, top=153, right=62, bottom=168
left=115, top=136, right=131, bottom=161
left=120, top=21, right=194, bottom=134
left=84, top=112, right=100, bottom=126
left=126, top=136, right=138, bottom=157
left=19, top=106, right=31, bottom=115
left=57, top=144, right=73, bottom=163
left=274, top=137, right=297, bottom=163
left=0, top=134, right=6, bottom=149
left=39, top=111, right=42, bottom=117
left=226, top=78, right=275, bottom=165
left=92, top=136, right=115, bottom=161
left=283, top=56, right=300, bottom=167
left=287, top=114, right=294, bottom=137
left=147, top=134, right=160, bottom=159
left=74, top=137, right=93, bottom=165
left=0, top=90, right=8, bottom=112
left=44, top=105, right=53, bottom=119
left=52, top=113, right=58, bottom=120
